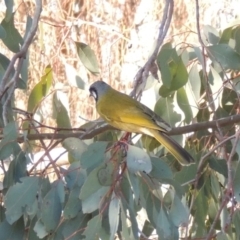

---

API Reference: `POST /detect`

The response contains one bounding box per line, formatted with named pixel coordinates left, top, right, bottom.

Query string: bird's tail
left=150, top=129, right=194, bottom=165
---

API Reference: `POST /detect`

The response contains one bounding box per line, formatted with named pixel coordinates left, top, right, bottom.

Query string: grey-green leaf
left=176, top=87, right=193, bottom=124
left=1, top=13, right=23, bottom=53
left=62, top=137, right=87, bottom=163
left=4, top=176, right=39, bottom=224
left=109, top=192, right=120, bottom=240
left=207, top=44, right=240, bottom=70
left=127, top=145, right=152, bottom=173
left=75, top=42, right=100, bottom=75
left=40, top=182, right=62, bottom=232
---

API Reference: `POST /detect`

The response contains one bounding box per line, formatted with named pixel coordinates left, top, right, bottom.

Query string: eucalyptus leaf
left=176, top=87, right=193, bottom=124
left=1, top=13, right=23, bottom=53
left=4, top=0, right=13, bottom=22
left=75, top=42, right=100, bottom=75
left=40, top=183, right=62, bottom=232
left=233, top=162, right=240, bottom=202
left=156, top=207, right=173, bottom=239
left=64, top=187, right=82, bottom=219
left=150, top=157, right=173, bottom=180
left=53, top=90, right=72, bottom=131
left=65, top=162, right=87, bottom=189
left=154, top=96, right=181, bottom=127
left=157, top=43, right=188, bottom=91
left=207, top=44, right=240, bottom=70
left=109, top=192, right=120, bottom=240
left=126, top=145, right=152, bottom=173
left=27, top=65, right=52, bottom=113
left=79, top=165, right=106, bottom=200
left=169, top=193, right=189, bottom=227
left=0, top=24, right=6, bottom=39
left=203, top=25, right=220, bottom=45
left=80, top=141, right=108, bottom=172
left=0, top=218, right=24, bottom=240
left=4, top=176, right=40, bottom=224
left=62, top=137, right=87, bottom=163
left=82, top=186, right=109, bottom=213
left=82, top=215, right=101, bottom=239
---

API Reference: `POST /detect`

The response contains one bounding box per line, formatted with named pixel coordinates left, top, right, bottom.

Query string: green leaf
left=154, top=96, right=181, bottom=127
left=65, top=162, right=86, bottom=189
left=233, top=26, right=240, bottom=54
left=1, top=13, right=23, bottom=53
left=192, top=187, right=208, bottom=237
left=141, top=220, right=155, bottom=239
left=126, top=170, right=140, bottom=201
left=62, top=137, right=87, bottom=163
left=33, top=220, right=48, bottom=238
left=120, top=203, right=131, bottom=239
left=63, top=187, right=82, bottom=219
left=53, top=90, right=72, bottom=130
left=157, top=43, right=188, bottom=91
left=40, top=182, right=62, bottom=232
left=109, top=192, right=120, bottom=240
left=203, top=25, right=220, bottom=45
left=219, top=26, right=233, bottom=44
left=80, top=141, right=108, bottom=172
left=176, top=87, right=193, bottom=124
left=157, top=42, right=173, bottom=88
left=4, top=0, right=14, bottom=22
left=0, top=53, right=11, bottom=80
left=61, top=212, right=89, bottom=239
left=3, top=146, right=28, bottom=187
left=0, top=24, right=6, bottom=39
left=159, top=85, right=174, bottom=97
left=208, top=158, right=228, bottom=178
left=169, top=193, right=189, bottom=227
left=75, top=42, right=100, bottom=75
left=233, top=210, right=240, bottom=238
left=156, top=207, right=175, bottom=239
left=207, top=44, right=240, bottom=70
left=97, top=162, right=114, bottom=186
left=121, top=198, right=139, bottom=239
left=233, top=161, right=240, bottom=202
left=27, top=65, right=53, bottom=113
left=150, top=157, right=173, bottom=180
left=4, top=176, right=40, bottom=224
left=83, top=215, right=102, bottom=239
left=64, top=62, right=87, bottom=90
left=188, top=64, right=201, bottom=101
left=126, top=145, right=152, bottom=173
left=79, top=165, right=106, bottom=200
left=0, top=218, right=24, bottom=240
left=208, top=65, right=223, bottom=109
left=174, top=163, right=198, bottom=186
left=0, top=121, right=18, bottom=153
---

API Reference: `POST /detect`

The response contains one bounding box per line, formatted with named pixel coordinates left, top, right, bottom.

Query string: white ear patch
left=90, top=89, right=98, bottom=101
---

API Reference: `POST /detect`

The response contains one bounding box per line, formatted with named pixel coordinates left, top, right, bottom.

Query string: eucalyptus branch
left=131, top=0, right=174, bottom=97
left=6, top=113, right=240, bottom=143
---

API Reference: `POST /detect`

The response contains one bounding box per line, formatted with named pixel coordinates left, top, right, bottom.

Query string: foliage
left=0, top=1, right=240, bottom=240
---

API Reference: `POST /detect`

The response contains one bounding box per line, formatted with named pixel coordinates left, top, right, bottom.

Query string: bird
left=89, top=80, right=194, bottom=165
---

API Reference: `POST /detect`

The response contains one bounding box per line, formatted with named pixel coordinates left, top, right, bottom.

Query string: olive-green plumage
left=89, top=80, right=194, bottom=165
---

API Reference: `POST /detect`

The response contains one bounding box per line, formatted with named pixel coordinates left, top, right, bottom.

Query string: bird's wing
left=97, top=91, right=171, bottom=132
